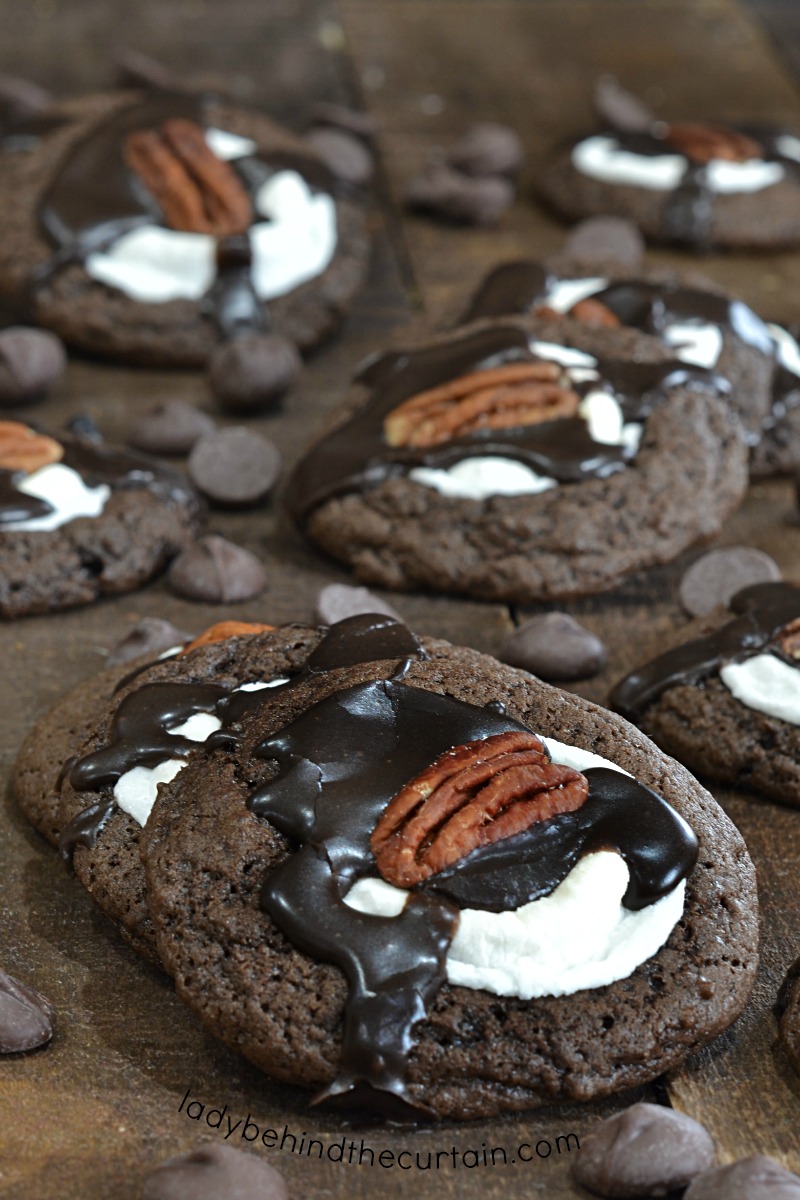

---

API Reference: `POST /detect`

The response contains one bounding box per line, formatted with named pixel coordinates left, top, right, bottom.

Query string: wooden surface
left=1, top=0, right=800, bottom=1195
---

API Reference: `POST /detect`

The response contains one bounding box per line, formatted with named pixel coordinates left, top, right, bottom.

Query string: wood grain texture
left=1, top=0, right=800, bottom=1195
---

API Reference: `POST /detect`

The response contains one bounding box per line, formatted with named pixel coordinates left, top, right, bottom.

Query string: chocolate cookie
left=777, top=956, right=800, bottom=1077
left=610, top=582, right=800, bottom=806
left=142, top=615, right=758, bottom=1121
left=461, top=253, right=800, bottom=467
left=0, top=89, right=370, bottom=366
left=0, top=421, right=201, bottom=617
left=286, top=315, right=748, bottom=603
left=538, top=82, right=800, bottom=250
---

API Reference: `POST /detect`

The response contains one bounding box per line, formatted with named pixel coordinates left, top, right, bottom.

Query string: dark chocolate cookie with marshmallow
left=610, top=582, right=800, bottom=806
left=0, top=89, right=370, bottom=366
left=286, top=313, right=748, bottom=603
left=142, top=615, right=757, bottom=1121
left=0, top=420, right=200, bottom=617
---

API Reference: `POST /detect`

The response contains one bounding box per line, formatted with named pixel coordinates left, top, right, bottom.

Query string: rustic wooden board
left=1, top=0, right=800, bottom=1195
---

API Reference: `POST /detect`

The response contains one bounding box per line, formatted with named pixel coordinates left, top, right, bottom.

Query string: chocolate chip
left=113, top=49, right=180, bottom=92
left=0, top=74, right=51, bottom=124
left=168, top=535, right=267, bottom=603
left=187, top=427, right=281, bottom=507
left=141, top=1144, right=289, bottom=1200
left=594, top=76, right=657, bottom=134
left=311, top=101, right=380, bottom=140
left=304, top=126, right=374, bottom=186
left=679, top=547, right=782, bottom=618
left=572, top=1102, right=715, bottom=1198
left=315, top=583, right=402, bottom=626
left=127, top=399, right=215, bottom=456
left=0, top=968, right=54, bottom=1053
left=65, top=413, right=103, bottom=442
left=207, top=333, right=301, bottom=414
left=499, top=613, right=607, bottom=681
left=0, top=328, right=66, bottom=406
left=684, top=1156, right=800, bottom=1199
left=107, top=618, right=193, bottom=667
left=562, top=217, right=645, bottom=269
left=405, top=163, right=514, bottom=226
left=448, top=122, right=524, bottom=177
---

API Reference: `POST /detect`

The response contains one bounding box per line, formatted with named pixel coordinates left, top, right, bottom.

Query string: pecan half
left=371, top=730, right=589, bottom=888
left=125, top=118, right=253, bottom=236
left=178, top=620, right=275, bottom=656
left=569, top=297, right=621, bottom=328
left=663, top=122, right=762, bottom=165
left=0, top=421, right=63, bottom=474
left=778, top=617, right=800, bottom=660
left=383, top=361, right=579, bottom=449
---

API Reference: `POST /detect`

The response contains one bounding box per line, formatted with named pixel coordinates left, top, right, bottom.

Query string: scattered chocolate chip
left=572, top=1102, right=715, bottom=1198
left=207, top=333, right=301, bottom=414
left=684, top=1156, right=800, bottom=1199
left=594, top=76, right=657, bottom=134
left=679, top=547, right=782, bottom=618
left=141, top=1144, right=289, bottom=1200
left=168, top=535, right=267, bottom=603
left=0, top=968, right=54, bottom=1054
left=405, top=163, right=514, bottom=226
left=0, top=74, right=52, bottom=123
left=107, top=617, right=193, bottom=667
left=448, top=121, right=524, bottom=177
left=499, top=612, right=607, bottom=681
left=311, top=101, right=380, bottom=140
left=315, top=583, right=402, bottom=626
left=0, top=328, right=66, bottom=406
left=187, top=426, right=281, bottom=508
left=128, top=399, right=215, bottom=456
left=562, top=216, right=645, bottom=269
left=64, top=413, right=103, bottom=442
left=114, top=48, right=180, bottom=92
left=305, top=126, right=374, bottom=186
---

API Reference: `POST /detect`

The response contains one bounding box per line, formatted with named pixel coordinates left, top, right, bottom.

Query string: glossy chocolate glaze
left=59, top=615, right=424, bottom=859
left=32, top=92, right=338, bottom=334
left=574, top=123, right=800, bottom=247
left=253, top=676, right=697, bottom=1111
left=610, top=581, right=800, bottom=720
left=0, top=433, right=198, bottom=528
left=286, top=323, right=726, bottom=524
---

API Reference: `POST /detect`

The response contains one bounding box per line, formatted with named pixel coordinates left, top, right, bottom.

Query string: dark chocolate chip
left=64, top=413, right=103, bottom=442
left=168, top=535, right=267, bottom=603
left=562, top=217, right=645, bottom=269
left=0, top=969, right=54, bottom=1053
left=141, top=1144, right=289, bottom=1200
left=0, top=327, right=66, bottom=406
left=304, top=126, right=374, bottom=186
left=187, top=426, right=281, bottom=507
left=113, top=49, right=180, bottom=92
left=107, top=617, right=193, bottom=667
left=311, top=101, right=380, bottom=140
left=684, top=1156, right=800, bottom=1199
left=127, top=399, right=215, bottom=456
left=594, top=76, right=657, bottom=134
left=0, top=74, right=52, bottom=123
left=404, top=163, right=514, bottom=226
left=315, top=583, right=402, bottom=626
left=448, top=122, right=524, bottom=177
left=572, top=1102, right=715, bottom=1198
left=207, top=333, right=301, bottom=414
left=679, top=547, right=782, bottom=618
left=499, top=612, right=607, bottom=681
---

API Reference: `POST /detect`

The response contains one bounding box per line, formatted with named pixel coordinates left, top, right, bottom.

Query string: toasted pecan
left=0, top=421, right=63, bottom=474
left=663, top=122, right=762, bottom=165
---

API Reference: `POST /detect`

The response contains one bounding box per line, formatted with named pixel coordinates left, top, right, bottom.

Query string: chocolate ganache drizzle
left=286, top=323, right=727, bottom=524
left=58, top=615, right=422, bottom=860
left=0, top=432, right=197, bottom=528
left=251, top=670, right=697, bottom=1114
left=32, top=91, right=339, bottom=336
left=610, top=581, right=800, bottom=721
